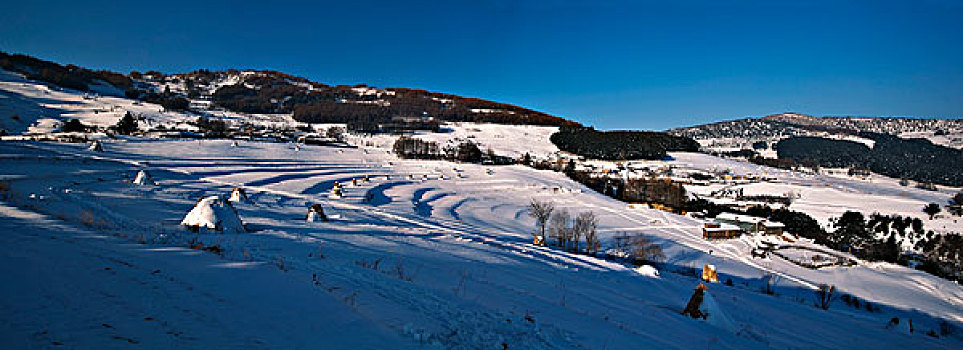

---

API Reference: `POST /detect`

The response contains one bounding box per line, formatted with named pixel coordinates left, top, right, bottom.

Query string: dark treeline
left=550, top=126, right=700, bottom=160
left=776, top=134, right=963, bottom=186
left=0, top=52, right=132, bottom=93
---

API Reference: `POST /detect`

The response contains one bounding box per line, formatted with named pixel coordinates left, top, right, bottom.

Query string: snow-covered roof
left=704, top=223, right=741, bottom=232
left=716, top=212, right=765, bottom=224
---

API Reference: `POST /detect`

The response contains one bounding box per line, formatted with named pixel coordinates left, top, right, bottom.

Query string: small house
left=702, top=222, right=743, bottom=240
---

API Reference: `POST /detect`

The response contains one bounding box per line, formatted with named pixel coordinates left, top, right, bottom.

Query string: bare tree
left=761, top=269, right=783, bottom=295
left=814, top=284, right=836, bottom=310
left=627, top=233, right=665, bottom=264
left=580, top=212, right=601, bottom=255
left=528, top=199, right=554, bottom=244
left=571, top=211, right=598, bottom=253
left=613, top=231, right=631, bottom=258
left=549, top=209, right=571, bottom=249
left=326, top=126, right=346, bottom=141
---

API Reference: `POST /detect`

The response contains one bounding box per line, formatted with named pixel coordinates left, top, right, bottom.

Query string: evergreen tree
left=923, top=203, right=942, bottom=220
left=831, top=211, right=871, bottom=251
left=114, top=112, right=138, bottom=135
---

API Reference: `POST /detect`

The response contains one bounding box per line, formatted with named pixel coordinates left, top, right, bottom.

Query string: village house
left=702, top=221, right=743, bottom=240
left=715, top=213, right=784, bottom=235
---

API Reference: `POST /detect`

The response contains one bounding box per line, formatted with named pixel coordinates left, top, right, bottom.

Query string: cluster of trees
left=0, top=52, right=132, bottom=93
left=193, top=117, right=229, bottom=138
left=126, top=86, right=189, bottom=111
left=528, top=199, right=602, bottom=255
left=621, top=178, right=688, bottom=209
left=392, top=137, right=489, bottom=163
left=559, top=170, right=688, bottom=212
left=528, top=199, right=665, bottom=264
left=550, top=126, right=700, bottom=160
left=829, top=211, right=961, bottom=281
left=392, top=137, right=442, bottom=159
left=776, top=134, right=963, bottom=186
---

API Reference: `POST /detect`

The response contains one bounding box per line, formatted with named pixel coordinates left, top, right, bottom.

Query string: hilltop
left=1, top=52, right=578, bottom=134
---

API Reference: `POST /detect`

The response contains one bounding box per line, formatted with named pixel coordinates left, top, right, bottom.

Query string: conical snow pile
left=133, top=170, right=155, bottom=186
left=87, top=140, right=103, bottom=152
left=181, top=195, right=245, bottom=233
left=681, top=284, right=737, bottom=333
left=228, top=187, right=248, bottom=203
left=306, top=204, right=328, bottom=222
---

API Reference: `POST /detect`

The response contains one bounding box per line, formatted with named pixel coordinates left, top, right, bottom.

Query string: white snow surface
left=699, top=289, right=737, bottom=333
left=0, top=69, right=961, bottom=349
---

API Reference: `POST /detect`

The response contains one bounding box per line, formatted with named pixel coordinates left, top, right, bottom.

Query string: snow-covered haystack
left=180, top=196, right=245, bottom=233
left=132, top=170, right=155, bottom=186
left=87, top=140, right=103, bottom=152
left=634, top=265, right=660, bottom=278
left=681, top=284, right=737, bottom=332
left=701, top=264, right=718, bottom=283
left=306, top=204, right=328, bottom=222
left=228, top=187, right=248, bottom=203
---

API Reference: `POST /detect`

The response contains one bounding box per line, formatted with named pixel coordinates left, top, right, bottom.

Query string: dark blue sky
left=2, top=0, right=962, bottom=130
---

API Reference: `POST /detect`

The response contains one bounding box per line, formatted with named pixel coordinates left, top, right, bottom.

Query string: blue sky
left=2, top=0, right=961, bottom=130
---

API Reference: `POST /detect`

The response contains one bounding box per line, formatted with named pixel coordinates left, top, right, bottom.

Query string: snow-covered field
left=1, top=139, right=961, bottom=348
left=2, top=69, right=962, bottom=348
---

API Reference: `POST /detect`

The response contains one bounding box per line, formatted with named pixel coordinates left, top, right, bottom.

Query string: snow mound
left=306, top=204, right=327, bottom=222
left=180, top=196, right=245, bottom=233
left=132, top=170, right=155, bottom=186
left=87, top=140, right=103, bottom=152
left=634, top=265, right=660, bottom=278
left=228, top=187, right=248, bottom=203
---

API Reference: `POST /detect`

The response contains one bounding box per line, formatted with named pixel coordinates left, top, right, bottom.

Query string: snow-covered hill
left=2, top=68, right=962, bottom=349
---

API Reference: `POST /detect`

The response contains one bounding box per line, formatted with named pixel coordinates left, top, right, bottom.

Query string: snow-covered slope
left=2, top=68, right=962, bottom=349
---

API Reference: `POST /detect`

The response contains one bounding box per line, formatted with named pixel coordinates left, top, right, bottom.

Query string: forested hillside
left=776, top=133, right=963, bottom=186
left=550, top=126, right=700, bottom=160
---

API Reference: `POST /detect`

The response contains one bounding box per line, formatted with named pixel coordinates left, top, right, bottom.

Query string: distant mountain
left=670, top=113, right=963, bottom=149
left=0, top=52, right=579, bottom=130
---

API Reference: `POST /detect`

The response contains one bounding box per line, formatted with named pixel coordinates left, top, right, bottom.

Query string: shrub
left=61, top=119, right=88, bottom=133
